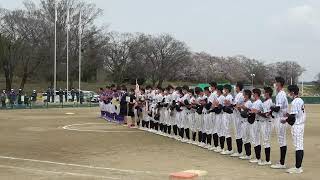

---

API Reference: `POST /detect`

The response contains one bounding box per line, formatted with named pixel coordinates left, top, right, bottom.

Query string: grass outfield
left=0, top=106, right=319, bottom=179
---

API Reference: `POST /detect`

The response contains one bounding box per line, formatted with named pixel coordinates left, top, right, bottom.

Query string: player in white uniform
left=271, top=77, right=289, bottom=169
left=239, top=90, right=253, bottom=160
left=249, top=88, right=264, bottom=164
left=184, top=89, right=195, bottom=143
left=203, top=87, right=213, bottom=149
left=180, top=86, right=191, bottom=142
left=258, top=87, right=274, bottom=166
left=194, top=88, right=205, bottom=146
left=190, top=87, right=202, bottom=144
left=231, top=82, right=245, bottom=157
left=220, top=84, right=234, bottom=155
left=282, top=85, right=305, bottom=174
left=213, top=85, right=225, bottom=152
left=171, top=88, right=181, bottom=138
left=208, top=82, right=218, bottom=151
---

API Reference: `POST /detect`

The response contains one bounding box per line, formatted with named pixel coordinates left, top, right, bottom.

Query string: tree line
left=0, top=0, right=305, bottom=91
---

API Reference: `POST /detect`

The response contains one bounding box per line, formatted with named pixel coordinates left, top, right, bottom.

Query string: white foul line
left=0, top=164, right=119, bottom=179
left=0, top=155, right=152, bottom=174
left=62, top=123, right=143, bottom=133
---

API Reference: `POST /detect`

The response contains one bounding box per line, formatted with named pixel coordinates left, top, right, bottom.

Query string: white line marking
left=62, top=123, right=143, bottom=133
left=0, top=164, right=119, bottom=179
left=0, top=156, right=152, bottom=174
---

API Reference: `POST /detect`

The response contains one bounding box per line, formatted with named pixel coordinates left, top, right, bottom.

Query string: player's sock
left=185, top=128, right=190, bottom=139
left=173, top=125, right=178, bottom=135
left=179, top=128, right=184, bottom=138
left=295, top=150, right=304, bottom=168
left=198, top=131, right=203, bottom=142
left=280, top=146, right=287, bottom=165
left=244, top=143, right=251, bottom=156
left=236, top=139, right=243, bottom=154
left=265, top=147, right=271, bottom=162
left=213, top=133, right=219, bottom=147
left=202, top=133, right=207, bottom=143
left=167, top=125, right=171, bottom=134
left=207, top=134, right=212, bottom=145
left=192, top=132, right=196, bottom=141
left=226, top=137, right=232, bottom=151
left=220, top=136, right=225, bottom=149
left=254, top=145, right=261, bottom=160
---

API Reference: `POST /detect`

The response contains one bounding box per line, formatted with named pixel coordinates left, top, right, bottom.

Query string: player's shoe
left=239, top=155, right=251, bottom=160
left=249, top=159, right=260, bottom=163
left=230, top=152, right=241, bottom=157
left=258, top=160, right=272, bottom=166
left=270, top=162, right=286, bottom=169
left=221, top=150, right=233, bottom=155
left=199, top=142, right=206, bottom=147
left=214, top=147, right=222, bottom=153
left=204, top=144, right=211, bottom=149
left=286, top=167, right=303, bottom=174
left=208, top=146, right=216, bottom=151
left=186, top=140, right=193, bottom=144
left=181, top=138, right=188, bottom=143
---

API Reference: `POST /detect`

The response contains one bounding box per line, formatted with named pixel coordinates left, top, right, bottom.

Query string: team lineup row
left=99, top=77, right=305, bottom=174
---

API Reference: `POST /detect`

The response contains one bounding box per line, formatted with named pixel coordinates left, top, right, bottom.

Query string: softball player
left=271, top=77, right=289, bottom=169
left=231, top=82, right=245, bottom=157
left=194, top=88, right=205, bottom=146
left=239, top=90, right=253, bottom=160
left=249, top=88, right=264, bottom=164
left=214, top=85, right=225, bottom=153
left=203, top=87, right=213, bottom=149
left=180, top=86, right=191, bottom=142
left=208, top=83, right=218, bottom=151
left=190, top=88, right=201, bottom=144
left=220, top=84, right=234, bottom=155
left=185, top=89, right=196, bottom=143
left=283, top=85, right=305, bottom=174
left=258, top=87, right=274, bottom=166
left=171, top=87, right=181, bottom=138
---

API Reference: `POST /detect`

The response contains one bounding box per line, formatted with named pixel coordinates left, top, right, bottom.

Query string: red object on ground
left=169, top=172, right=198, bottom=179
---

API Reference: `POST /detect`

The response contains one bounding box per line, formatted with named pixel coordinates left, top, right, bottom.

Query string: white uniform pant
left=250, top=120, right=261, bottom=147
left=181, top=111, right=189, bottom=129
left=274, top=116, right=287, bottom=147
left=260, top=119, right=273, bottom=148
left=176, top=112, right=183, bottom=128
left=210, top=114, right=216, bottom=134
left=241, top=120, right=251, bottom=144
left=292, top=124, right=304, bottom=150
left=203, top=113, right=213, bottom=134
left=221, top=113, right=232, bottom=138
left=195, top=113, right=203, bottom=132
left=159, top=108, right=166, bottom=124
left=233, top=111, right=242, bottom=139
left=216, top=114, right=223, bottom=136
left=163, top=109, right=170, bottom=125
left=168, top=110, right=175, bottom=125
left=188, top=113, right=196, bottom=131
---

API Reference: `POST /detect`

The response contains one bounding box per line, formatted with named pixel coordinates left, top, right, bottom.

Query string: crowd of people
left=0, top=87, right=86, bottom=109
left=99, top=77, right=306, bottom=174
left=0, top=89, right=37, bottom=108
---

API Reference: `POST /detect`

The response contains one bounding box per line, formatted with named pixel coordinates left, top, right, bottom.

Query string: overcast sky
left=1, top=0, right=319, bottom=81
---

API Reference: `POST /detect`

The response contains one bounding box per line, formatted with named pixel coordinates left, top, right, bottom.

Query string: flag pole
left=78, top=11, right=82, bottom=92
left=54, top=0, right=57, bottom=95
left=66, top=7, right=69, bottom=97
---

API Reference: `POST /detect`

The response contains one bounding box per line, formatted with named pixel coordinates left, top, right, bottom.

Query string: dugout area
left=0, top=106, right=319, bottom=180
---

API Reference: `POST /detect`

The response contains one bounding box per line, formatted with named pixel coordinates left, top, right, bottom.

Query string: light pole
left=250, top=73, right=256, bottom=87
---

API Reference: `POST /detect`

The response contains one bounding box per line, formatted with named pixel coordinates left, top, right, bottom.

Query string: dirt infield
left=0, top=105, right=319, bottom=180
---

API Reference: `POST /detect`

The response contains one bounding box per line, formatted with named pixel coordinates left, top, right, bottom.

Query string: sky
left=1, top=0, right=319, bottom=81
